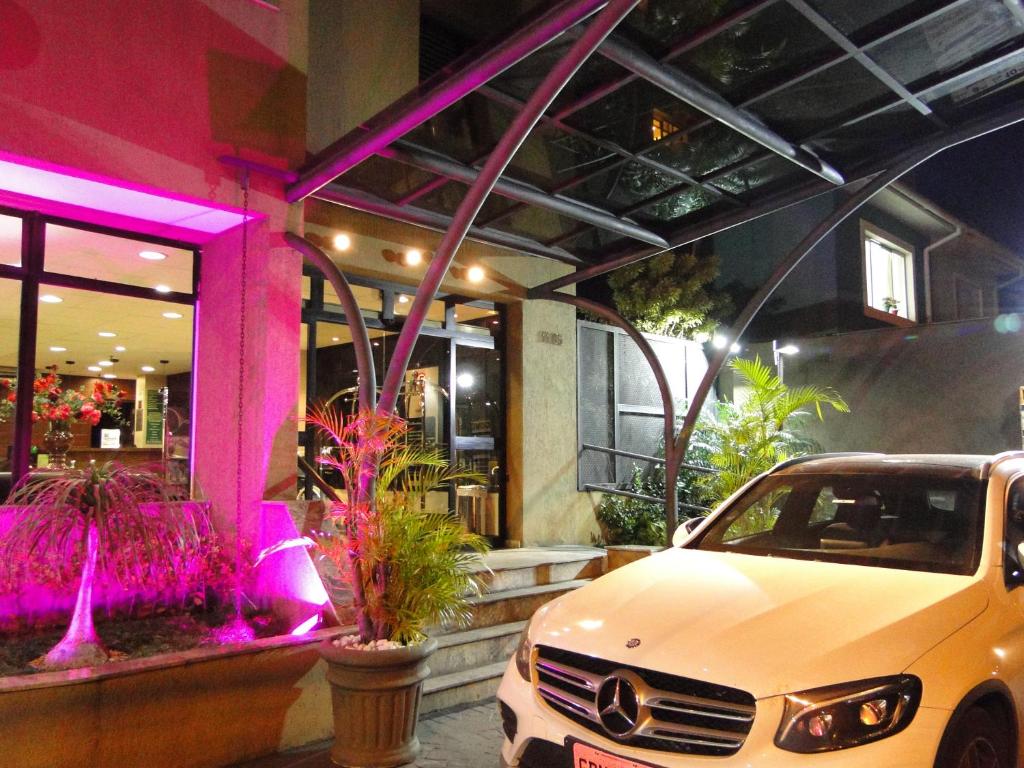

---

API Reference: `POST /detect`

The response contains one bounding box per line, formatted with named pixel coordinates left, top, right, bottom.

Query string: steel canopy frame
left=286, top=0, right=609, bottom=202
left=376, top=0, right=644, bottom=416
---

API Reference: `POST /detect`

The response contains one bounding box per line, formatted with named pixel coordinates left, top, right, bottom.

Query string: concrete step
left=475, top=546, right=605, bottom=593
left=465, top=579, right=589, bottom=630
left=421, top=661, right=508, bottom=714
left=430, top=620, right=526, bottom=677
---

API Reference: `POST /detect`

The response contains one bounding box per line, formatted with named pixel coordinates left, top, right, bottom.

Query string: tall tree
left=608, top=248, right=730, bottom=338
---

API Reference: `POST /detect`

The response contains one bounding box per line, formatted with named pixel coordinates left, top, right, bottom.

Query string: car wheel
left=938, top=707, right=1012, bottom=768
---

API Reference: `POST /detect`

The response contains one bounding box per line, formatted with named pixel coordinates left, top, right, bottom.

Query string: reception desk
left=40, top=446, right=164, bottom=469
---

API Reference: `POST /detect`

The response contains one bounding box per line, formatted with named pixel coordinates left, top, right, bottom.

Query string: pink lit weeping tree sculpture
left=286, top=0, right=642, bottom=643
left=1, top=463, right=193, bottom=670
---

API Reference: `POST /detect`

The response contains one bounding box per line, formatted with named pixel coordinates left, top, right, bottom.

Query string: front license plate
left=570, top=740, right=662, bottom=768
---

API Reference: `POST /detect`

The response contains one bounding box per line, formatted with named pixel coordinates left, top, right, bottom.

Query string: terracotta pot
left=319, top=636, right=437, bottom=768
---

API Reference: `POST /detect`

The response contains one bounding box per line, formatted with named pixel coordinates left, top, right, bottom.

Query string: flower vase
left=43, top=421, right=73, bottom=470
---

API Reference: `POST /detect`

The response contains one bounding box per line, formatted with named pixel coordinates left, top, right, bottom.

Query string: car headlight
left=775, top=675, right=921, bottom=753
left=514, top=617, right=534, bottom=681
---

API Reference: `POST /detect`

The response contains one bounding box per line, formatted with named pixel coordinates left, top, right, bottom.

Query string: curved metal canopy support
left=377, top=0, right=643, bottom=415
left=532, top=289, right=681, bottom=538
left=286, top=0, right=609, bottom=202
left=285, top=232, right=377, bottom=411
left=665, top=103, right=1024, bottom=539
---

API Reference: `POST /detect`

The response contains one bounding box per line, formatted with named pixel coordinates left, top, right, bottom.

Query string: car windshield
left=692, top=472, right=986, bottom=575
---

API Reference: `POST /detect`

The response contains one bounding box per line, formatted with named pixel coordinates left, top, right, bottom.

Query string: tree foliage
left=608, top=249, right=730, bottom=339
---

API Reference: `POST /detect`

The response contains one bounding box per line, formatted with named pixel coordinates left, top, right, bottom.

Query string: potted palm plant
left=293, top=405, right=488, bottom=768
left=0, top=462, right=196, bottom=670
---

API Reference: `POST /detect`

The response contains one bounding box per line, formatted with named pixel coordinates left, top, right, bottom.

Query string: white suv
left=497, top=453, right=1024, bottom=768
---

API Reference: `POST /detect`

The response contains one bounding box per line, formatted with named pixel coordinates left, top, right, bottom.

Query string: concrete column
left=193, top=216, right=301, bottom=541
left=507, top=297, right=599, bottom=546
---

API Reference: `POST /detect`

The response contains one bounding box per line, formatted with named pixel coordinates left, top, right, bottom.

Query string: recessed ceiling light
left=88, top=366, right=102, bottom=372
left=102, top=373, right=117, bottom=379
left=98, top=331, right=116, bottom=338
left=139, top=250, right=166, bottom=261
left=154, top=284, right=172, bottom=294
left=114, top=345, right=126, bottom=352
left=98, top=360, right=113, bottom=367
left=49, top=346, right=66, bottom=352
left=403, top=249, right=423, bottom=266
left=141, top=365, right=155, bottom=373
left=333, top=233, right=352, bottom=251
left=40, top=294, right=63, bottom=304
left=466, top=265, right=486, bottom=283
left=331, top=336, right=339, bottom=342
left=398, top=294, right=409, bottom=304
left=162, top=312, right=183, bottom=319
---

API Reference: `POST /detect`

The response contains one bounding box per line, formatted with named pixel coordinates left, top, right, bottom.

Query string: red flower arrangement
left=0, top=366, right=128, bottom=429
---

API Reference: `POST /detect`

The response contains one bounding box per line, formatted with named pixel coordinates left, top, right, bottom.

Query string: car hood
left=531, top=547, right=988, bottom=699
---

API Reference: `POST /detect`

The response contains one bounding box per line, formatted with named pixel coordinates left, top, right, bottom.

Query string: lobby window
left=862, top=223, right=916, bottom=321
left=0, top=211, right=196, bottom=488
left=299, top=267, right=506, bottom=539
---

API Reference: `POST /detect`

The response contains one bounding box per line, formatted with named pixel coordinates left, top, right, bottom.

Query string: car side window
left=1006, top=479, right=1024, bottom=573
left=809, top=487, right=839, bottom=524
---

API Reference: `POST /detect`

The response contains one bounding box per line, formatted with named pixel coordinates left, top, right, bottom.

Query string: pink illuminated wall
left=0, top=1, right=306, bottom=616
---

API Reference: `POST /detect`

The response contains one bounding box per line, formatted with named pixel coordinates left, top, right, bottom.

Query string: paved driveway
left=233, top=700, right=503, bottom=768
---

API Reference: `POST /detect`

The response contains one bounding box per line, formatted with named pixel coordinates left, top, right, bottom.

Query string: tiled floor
left=231, top=699, right=503, bottom=768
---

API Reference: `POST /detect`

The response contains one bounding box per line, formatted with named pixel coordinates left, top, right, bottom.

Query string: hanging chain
left=234, top=171, right=250, bottom=614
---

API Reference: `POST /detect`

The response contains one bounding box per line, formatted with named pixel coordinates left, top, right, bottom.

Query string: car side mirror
left=672, top=516, right=705, bottom=547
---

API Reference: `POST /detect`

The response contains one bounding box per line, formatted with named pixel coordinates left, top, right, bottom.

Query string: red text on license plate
left=572, top=742, right=658, bottom=768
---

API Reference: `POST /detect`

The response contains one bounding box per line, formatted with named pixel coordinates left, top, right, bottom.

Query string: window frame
left=860, top=220, right=917, bottom=323
left=0, top=204, right=200, bottom=484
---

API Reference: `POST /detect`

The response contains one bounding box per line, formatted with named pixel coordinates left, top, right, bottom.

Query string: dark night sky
left=905, top=121, right=1024, bottom=253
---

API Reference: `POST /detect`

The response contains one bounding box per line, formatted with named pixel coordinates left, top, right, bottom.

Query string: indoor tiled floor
left=232, top=700, right=503, bottom=768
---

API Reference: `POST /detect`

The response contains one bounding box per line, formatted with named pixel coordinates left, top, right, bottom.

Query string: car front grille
left=534, top=645, right=756, bottom=757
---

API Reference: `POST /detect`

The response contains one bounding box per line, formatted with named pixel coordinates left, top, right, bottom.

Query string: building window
left=862, top=223, right=916, bottom=321
left=0, top=209, right=197, bottom=488
left=651, top=109, right=679, bottom=142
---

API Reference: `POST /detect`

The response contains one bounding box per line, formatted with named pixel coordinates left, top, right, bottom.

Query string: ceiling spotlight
left=333, top=233, right=352, bottom=251
left=40, top=294, right=63, bottom=304
left=88, top=366, right=102, bottom=372
left=154, top=284, right=172, bottom=294
left=98, top=360, right=113, bottom=367
left=403, top=249, right=423, bottom=267
left=141, top=365, right=155, bottom=373
left=466, top=265, right=486, bottom=283
left=49, top=346, right=67, bottom=352
left=162, top=311, right=183, bottom=319
left=398, top=294, right=409, bottom=304
left=98, top=331, right=116, bottom=338
left=776, top=343, right=800, bottom=356
left=331, top=336, right=340, bottom=342
left=115, top=346, right=126, bottom=352
left=372, top=341, right=380, bottom=347
left=102, top=373, right=117, bottom=379
left=139, top=250, right=166, bottom=261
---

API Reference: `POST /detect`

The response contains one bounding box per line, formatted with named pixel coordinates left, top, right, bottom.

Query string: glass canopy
left=301, top=0, right=1024, bottom=267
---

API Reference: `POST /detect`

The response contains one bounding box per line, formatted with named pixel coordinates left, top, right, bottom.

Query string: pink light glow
left=290, top=614, right=320, bottom=636
left=0, top=151, right=253, bottom=242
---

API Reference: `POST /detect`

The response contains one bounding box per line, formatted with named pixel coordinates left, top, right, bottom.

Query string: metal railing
left=580, top=443, right=714, bottom=514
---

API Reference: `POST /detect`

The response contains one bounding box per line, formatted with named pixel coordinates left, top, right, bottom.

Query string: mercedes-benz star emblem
left=626, top=638, right=641, bottom=648
left=596, top=674, right=641, bottom=737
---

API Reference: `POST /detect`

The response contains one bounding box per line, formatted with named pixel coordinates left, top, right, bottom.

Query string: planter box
left=606, top=545, right=662, bottom=571
left=0, top=627, right=348, bottom=768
